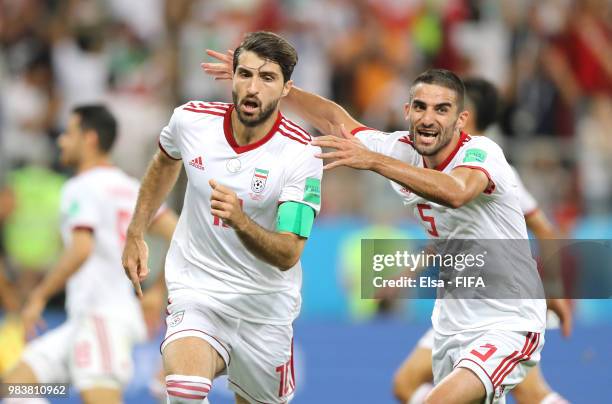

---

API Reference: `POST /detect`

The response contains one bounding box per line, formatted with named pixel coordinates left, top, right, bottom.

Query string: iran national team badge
left=226, top=158, right=241, bottom=173
left=167, top=310, right=184, bottom=327
left=251, top=168, right=269, bottom=193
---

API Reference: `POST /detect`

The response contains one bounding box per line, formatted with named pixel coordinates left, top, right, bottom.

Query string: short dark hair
left=410, top=69, right=466, bottom=110
left=464, top=78, right=499, bottom=132
left=72, top=105, right=117, bottom=153
left=233, top=31, right=298, bottom=83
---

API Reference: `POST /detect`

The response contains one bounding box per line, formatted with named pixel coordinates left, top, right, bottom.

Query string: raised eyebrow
left=259, top=70, right=278, bottom=77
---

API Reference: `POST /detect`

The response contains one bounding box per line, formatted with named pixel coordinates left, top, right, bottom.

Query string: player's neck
left=230, top=109, right=278, bottom=146
left=423, top=131, right=462, bottom=169
left=77, top=154, right=112, bottom=174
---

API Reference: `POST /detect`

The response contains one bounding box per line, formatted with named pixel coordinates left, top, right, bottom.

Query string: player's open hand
left=201, top=49, right=234, bottom=81
left=21, top=294, right=47, bottom=339
left=210, top=179, right=247, bottom=230
left=122, top=233, right=149, bottom=298
left=312, top=124, right=375, bottom=170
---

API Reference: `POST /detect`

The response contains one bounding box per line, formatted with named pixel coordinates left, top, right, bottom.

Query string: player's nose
left=420, top=109, right=436, bottom=126
left=246, top=77, right=260, bottom=94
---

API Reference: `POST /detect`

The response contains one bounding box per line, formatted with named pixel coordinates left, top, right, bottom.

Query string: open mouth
left=241, top=99, right=260, bottom=114
left=416, top=128, right=440, bottom=146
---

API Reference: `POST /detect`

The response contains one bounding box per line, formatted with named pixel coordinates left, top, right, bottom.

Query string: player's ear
left=83, top=129, right=100, bottom=150
left=456, top=109, right=469, bottom=131
left=281, top=79, right=293, bottom=98
left=403, top=102, right=411, bottom=120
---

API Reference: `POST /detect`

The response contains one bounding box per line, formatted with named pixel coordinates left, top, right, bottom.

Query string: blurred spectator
left=1, top=53, right=56, bottom=168
left=577, top=95, right=612, bottom=214
left=50, top=1, right=111, bottom=127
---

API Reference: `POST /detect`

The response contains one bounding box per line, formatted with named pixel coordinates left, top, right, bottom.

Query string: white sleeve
left=158, top=107, right=182, bottom=160
left=352, top=128, right=419, bottom=164
left=62, top=184, right=100, bottom=231
left=278, top=144, right=323, bottom=215
left=511, top=166, right=538, bottom=215
left=454, top=138, right=507, bottom=195
left=352, top=127, right=391, bottom=154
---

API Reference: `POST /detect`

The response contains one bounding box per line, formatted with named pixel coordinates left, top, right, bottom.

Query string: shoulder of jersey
left=353, top=127, right=412, bottom=144
left=277, top=116, right=314, bottom=147
left=63, top=173, right=96, bottom=198
left=390, top=130, right=413, bottom=146
left=179, top=101, right=230, bottom=118
left=464, top=133, right=502, bottom=153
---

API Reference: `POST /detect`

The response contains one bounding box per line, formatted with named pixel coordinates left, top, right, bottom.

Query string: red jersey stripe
left=279, top=122, right=311, bottom=142
left=278, top=126, right=308, bottom=144
left=183, top=107, right=226, bottom=117
left=281, top=119, right=311, bottom=140
left=350, top=126, right=375, bottom=135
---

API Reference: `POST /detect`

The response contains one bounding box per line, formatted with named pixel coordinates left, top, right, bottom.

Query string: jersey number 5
left=417, top=203, right=439, bottom=237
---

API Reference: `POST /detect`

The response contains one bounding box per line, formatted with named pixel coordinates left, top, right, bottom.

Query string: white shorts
left=22, top=313, right=145, bottom=391
left=432, top=329, right=544, bottom=404
left=161, top=293, right=295, bottom=404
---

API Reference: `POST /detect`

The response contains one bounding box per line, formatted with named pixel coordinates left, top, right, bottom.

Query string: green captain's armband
left=276, top=201, right=315, bottom=238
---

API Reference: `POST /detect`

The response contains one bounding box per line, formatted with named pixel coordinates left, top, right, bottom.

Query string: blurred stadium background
left=0, top=0, right=611, bottom=403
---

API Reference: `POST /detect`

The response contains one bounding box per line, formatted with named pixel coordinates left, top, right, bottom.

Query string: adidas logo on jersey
left=189, top=156, right=205, bottom=170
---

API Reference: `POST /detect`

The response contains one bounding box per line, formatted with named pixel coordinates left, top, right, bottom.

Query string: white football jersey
left=354, top=128, right=546, bottom=335
left=159, top=101, right=322, bottom=325
left=60, top=166, right=145, bottom=326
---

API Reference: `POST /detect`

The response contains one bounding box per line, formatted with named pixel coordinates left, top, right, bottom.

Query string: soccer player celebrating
left=391, top=78, right=571, bottom=404
left=3, top=105, right=177, bottom=404
left=204, top=55, right=546, bottom=403
left=312, top=70, right=547, bottom=403
left=123, top=32, right=322, bottom=404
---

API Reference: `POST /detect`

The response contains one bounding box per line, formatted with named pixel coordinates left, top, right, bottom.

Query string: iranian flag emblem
left=251, top=168, right=269, bottom=193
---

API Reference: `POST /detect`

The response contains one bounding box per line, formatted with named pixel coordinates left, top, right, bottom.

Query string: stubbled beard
left=409, top=120, right=457, bottom=156
left=232, top=91, right=278, bottom=127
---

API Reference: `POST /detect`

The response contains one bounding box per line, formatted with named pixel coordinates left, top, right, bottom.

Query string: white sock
left=408, top=383, right=434, bottom=404
left=541, top=392, right=569, bottom=404
left=166, top=374, right=212, bottom=403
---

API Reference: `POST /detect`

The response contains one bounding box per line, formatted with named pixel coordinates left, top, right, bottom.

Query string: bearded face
left=406, top=83, right=466, bottom=157
left=231, top=51, right=288, bottom=127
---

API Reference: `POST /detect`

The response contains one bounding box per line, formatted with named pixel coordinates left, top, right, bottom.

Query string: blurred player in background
left=3, top=105, right=177, bottom=404
left=391, top=78, right=571, bottom=404
left=123, top=31, right=322, bottom=404
left=204, top=55, right=547, bottom=403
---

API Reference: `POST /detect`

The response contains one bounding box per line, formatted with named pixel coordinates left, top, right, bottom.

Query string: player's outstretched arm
left=138, top=209, right=178, bottom=336
left=123, top=151, right=182, bottom=296
left=283, top=85, right=364, bottom=136
left=209, top=180, right=306, bottom=270
left=202, top=49, right=364, bottom=135
left=313, top=127, right=489, bottom=208
left=22, top=228, right=94, bottom=337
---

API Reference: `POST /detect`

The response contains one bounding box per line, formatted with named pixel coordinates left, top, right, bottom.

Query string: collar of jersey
left=223, top=104, right=282, bottom=154
left=423, top=131, right=471, bottom=171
